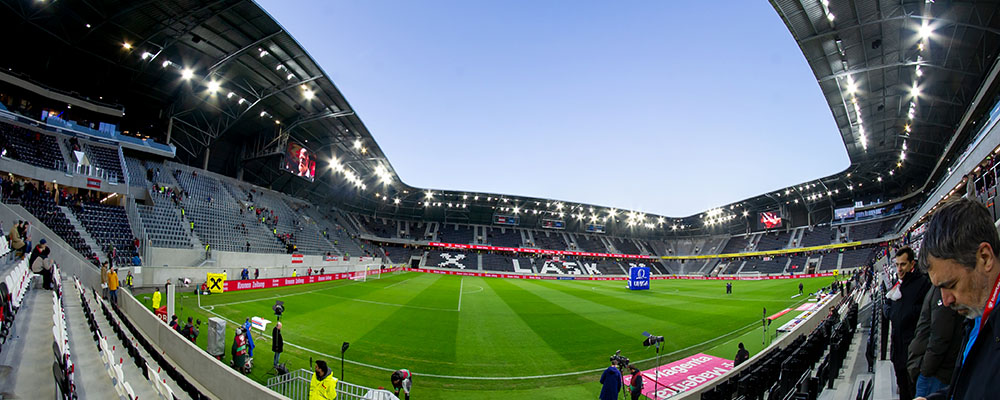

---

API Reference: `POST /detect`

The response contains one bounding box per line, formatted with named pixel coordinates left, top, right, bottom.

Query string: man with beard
left=915, top=198, right=1000, bottom=400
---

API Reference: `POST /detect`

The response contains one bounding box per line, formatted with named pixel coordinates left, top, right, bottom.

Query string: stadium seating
left=0, top=122, right=66, bottom=171
left=384, top=246, right=421, bottom=264
left=485, top=227, right=521, bottom=247
left=800, top=227, right=835, bottom=247
left=572, top=234, right=607, bottom=252
left=840, top=248, right=876, bottom=269
left=480, top=253, right=518, bottom=272
left=611, top=237, right=640, bottom=254
left=755, top=231, right=792, bottom=251
left=71, top=201, right=138, bottom=266
left=847, top=217, right=902, bottom=241
left=1, top=181, right=96, bottom=260
left=742, top=257, right=788, bottom=274
left=81, top=143, right=124, bottom=184
left=359, top=216, right=397, bottom=238
left=531, top=231, right=568, bottom=250
left=720, top=235, right=751, bottom=254
left=137, top=193, right=194, bottom=249
left=820, top=252, right=839, bottom=270
left=437, top=223, right=473, bottom=244
left=425, top=250, right=475, bottom=270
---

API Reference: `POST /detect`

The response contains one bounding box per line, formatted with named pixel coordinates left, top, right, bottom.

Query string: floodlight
left=206, top=80, right=221, bottom=94
left=910, top=85, right=921, bottom=98
left=919, top=21, right=932, bottom=40
left=304, top=90, right=315, bottom=100
left=122, top=42, right=132, bottom=50
left=181, top=68, right=194, bottom=80
left=141, top=52, right=153, bottom=60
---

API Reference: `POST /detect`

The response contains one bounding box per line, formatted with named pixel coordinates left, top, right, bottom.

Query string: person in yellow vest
left=309, top=360, right=338, bottom=399
left=152, top=287, right=161, bottom=309
left=125, top=271, right=134, bottom=291
left=107, top=268, right=120, bottom=304
left=292, top=269, right=297, bottom=277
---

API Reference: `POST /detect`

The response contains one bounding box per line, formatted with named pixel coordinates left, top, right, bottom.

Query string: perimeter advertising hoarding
left=282, top=141, right=316, bottom=182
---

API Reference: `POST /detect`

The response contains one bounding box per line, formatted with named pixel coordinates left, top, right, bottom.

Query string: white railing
left=266, top=369, right=398, bottom=400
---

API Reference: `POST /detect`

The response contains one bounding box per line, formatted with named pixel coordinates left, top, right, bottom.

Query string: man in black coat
left=272, top=322, right=283, bottom=368
left=888, top=246, right=931, bottom=400
left=916, top=198, right=1000, bottom=400
left=907, top=284, right=963, bottom=397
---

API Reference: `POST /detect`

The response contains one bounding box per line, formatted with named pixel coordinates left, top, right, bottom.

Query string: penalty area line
left=457, top=277, right=464, bottom=312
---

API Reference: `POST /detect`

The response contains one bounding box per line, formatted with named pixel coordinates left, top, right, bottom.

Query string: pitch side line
left=314, top=291, right=457, bottom=312
left=197, top=304, right=764, bottom=380
left=457, top=277, right=464, bottom=312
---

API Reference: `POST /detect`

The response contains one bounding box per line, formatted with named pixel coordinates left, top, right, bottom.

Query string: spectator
left=29, top=239, right=52, bottom=289
left=272, top=322, right=283, bottom=367
left=599, top=360, right=622, bottom=400
left=8, top=221, right=26, bottom=258
left=168, top=315, right=179, bottom=331
left=254, top=268, right=259, bottom=280
left=888, top=247, right=931, bottom=400
left=916, top=199, right=1000, bottom=400
left=310, top=360, right=338, bottom=399
left=907, top=285, right=963, bottom=397
left=181, top=317, right=196, bottom=342
left=108, top=267, right=119, bottom=304
left=292, top=269, right=297, bottom=277
left=734, top=342, right=750, bottom=366
left=100, top=261, right=109, bottom=299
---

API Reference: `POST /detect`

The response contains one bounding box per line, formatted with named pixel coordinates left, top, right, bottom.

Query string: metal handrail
left=266, top=369, right=398, bottom=400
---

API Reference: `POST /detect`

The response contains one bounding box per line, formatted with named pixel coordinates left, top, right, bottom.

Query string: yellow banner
left=206, top=273, right=226, bottom=294
left=660, top=241, right=864, bottom=260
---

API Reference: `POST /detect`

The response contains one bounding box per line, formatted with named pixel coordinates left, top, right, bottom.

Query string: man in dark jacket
left=599, top=360, right=622, bottom=400
left=734, top=342, right=750, bottom=366
left=888, top=246, right=931, bottom=400
left=907, top=284, right=963, bottom=397
left=272, top=322, right=283, bottom=367
left=916, top=198, right=1000, bottom=400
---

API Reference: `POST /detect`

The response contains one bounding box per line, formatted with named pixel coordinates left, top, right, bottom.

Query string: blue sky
left=257, top=0, right=849, bottom=217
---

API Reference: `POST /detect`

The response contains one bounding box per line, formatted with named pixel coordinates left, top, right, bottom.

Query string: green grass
left=155, top=272, right=835, bottom=399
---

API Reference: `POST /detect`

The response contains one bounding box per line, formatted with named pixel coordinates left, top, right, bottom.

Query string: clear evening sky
left=257, top=0, right=849, bottom=217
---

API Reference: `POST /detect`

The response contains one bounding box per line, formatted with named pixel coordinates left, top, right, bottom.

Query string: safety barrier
left=266, top=368, right=398, bottom=400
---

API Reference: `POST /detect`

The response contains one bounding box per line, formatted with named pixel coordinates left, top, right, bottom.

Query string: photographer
left=628, top=365, right=643, bottom=400
left=600, top=359, right=622, bottom=400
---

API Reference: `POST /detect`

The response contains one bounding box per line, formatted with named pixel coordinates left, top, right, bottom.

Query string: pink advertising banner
left=623, top=353, right=734, bottom=400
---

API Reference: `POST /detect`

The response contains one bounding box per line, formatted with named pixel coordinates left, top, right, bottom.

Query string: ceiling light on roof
left=206, top=80, right=221, bottom=94
left=259, top=50, right=269, bottom=58
left=276, top=64, right=285, bottom=71
left=919, top=20, right=932, bottom=40
left=181, top=68, right=194, bottom=80
left=122, top=42, right=132, bottom=50
left=162, top=60, right=172, bottom=68
left=141, top=52, right=153, bottom=60
left=846, top=80, right=858, bottom=94
left=915, top=66, right=923, bottom=77
left=85, top=23, right=91, bottom=28
left=238, top=98, right=246, bottom=105
left=877, top=176, right=883, bottom=182
left=902, top=141, right=908, bottom=151
left=354, top=139, right=362, bottom=149
left=303, top=90, right=315, bottom=100
left=393, top=198, right=400, bottom=205
left=274, top=120, right=281, bottom=125
left=910, top=85, right=921, bottom=98
left=226, top=92, right=235, bottom=99
left=259, top=111, right=268, bottom=118
left=827, top=13, right=835, bottom=22
left=286, top=73, right=294, bottom=80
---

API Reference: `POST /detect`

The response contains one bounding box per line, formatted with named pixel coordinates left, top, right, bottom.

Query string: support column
left=166, top=117, right=174, bottom=144
left=203, top=147, right=210, bottom=170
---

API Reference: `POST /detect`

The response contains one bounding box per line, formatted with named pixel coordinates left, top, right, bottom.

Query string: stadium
left=0, top=0, right=998, bottom=399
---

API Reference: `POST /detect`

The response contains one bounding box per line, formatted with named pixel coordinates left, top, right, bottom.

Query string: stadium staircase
left=60, top=205, right=108, bottom=263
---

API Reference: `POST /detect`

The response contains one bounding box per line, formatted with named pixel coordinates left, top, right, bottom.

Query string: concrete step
left=62, top=280, right=119, bottom=399
left=88, top=292, right=162, bottom=399
left=0, top=284, right=56, bottom=398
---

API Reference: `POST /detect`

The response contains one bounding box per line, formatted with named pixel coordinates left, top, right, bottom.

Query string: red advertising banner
left=86, top=177, right=101, bottom=189
left=223, top=269, right=386, bottom=292
left=291, top=254, right=304, bottom=264
left=221, top=267, right=834, bottom=292
left=428, top=242, right=655, bottom=260
left=401, top=267, right=835, bottom=281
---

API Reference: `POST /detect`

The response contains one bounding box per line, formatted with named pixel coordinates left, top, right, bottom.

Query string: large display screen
left=282, top=141, right=316, bottom=182
left=494, top=215, right=519, bottom=226
left=758, top=211, right=783, bottom=229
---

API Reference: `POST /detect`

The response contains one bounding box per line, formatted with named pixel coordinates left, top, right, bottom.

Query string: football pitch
left=168, top=271, right=836, bottom=399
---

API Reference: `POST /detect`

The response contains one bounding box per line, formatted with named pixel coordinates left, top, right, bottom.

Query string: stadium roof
left=3, top=0, right=1000, bottom=235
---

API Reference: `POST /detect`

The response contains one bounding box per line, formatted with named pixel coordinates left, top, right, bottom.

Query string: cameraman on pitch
left=600, top=359, right=622, bottom=400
